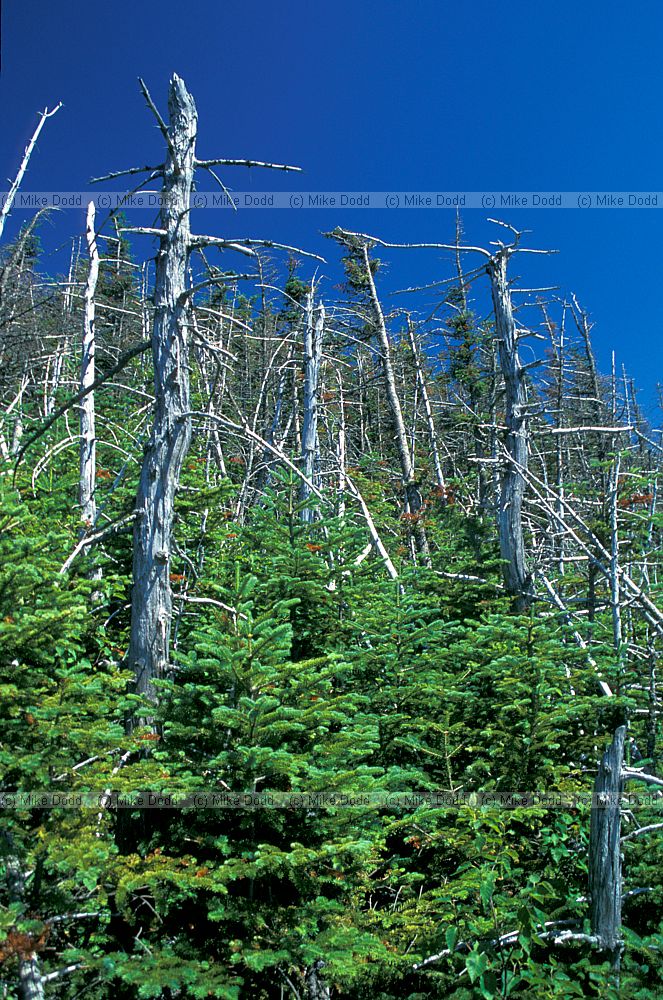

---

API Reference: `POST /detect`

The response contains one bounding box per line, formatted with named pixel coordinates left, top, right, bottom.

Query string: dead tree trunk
left=589, top=725, right=625, bottom=971
left=1, top=833, right=44, bottom=1000
left=360, top=243, right=430, bottom=564
left=304, top=961, right=330, bottom=1000
left=128, top=77, right=197, bottom=706
left=0, top=102, right=61, bottom=242
left=487, top=249, right=531, bottom=608
left=299, top=291, right=324, bottom=521
left=79, top=201, right=98, bottom=532
left=609, top=456, right=624, bottom=661
left=405, top=317, right=446, bottom=493
left=112, top=75, right=305, bottom=708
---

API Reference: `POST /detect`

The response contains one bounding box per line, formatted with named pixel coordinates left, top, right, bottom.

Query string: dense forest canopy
left=0, top=74, right=662, bottom=1000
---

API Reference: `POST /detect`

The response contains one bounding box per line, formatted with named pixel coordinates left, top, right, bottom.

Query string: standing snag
left=118, top=76, right=307, bottom=710
left=127, top=75, right=198, bottom=707
left=0, top=102, right=62, bottom=243
left=79, top=201, right=99, bottom=534
left=487, top=246, right=532, bottom=608
left=299, top=288, right=325, bottom=522
left=589, top=724, right=626, bottom=971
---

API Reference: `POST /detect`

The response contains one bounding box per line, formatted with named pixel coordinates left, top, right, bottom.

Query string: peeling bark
left=487, top=250, right=531, bottom=607
left=79, top=201, right=98, bottom=531
left=589, top=725, right=625, bottom=972
left=299, top=292, right=324, bottom=521
left=128, top=76, right=197, bottom=707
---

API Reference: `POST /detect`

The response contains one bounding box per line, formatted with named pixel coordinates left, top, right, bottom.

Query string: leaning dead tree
left=0, top=102, right=61, bottom=243
left=405, top=315, right=446, bottom=494
left=328, top=229, right=431, bottom=564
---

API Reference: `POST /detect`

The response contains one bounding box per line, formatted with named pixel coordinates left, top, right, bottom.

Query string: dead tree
left=93, top=75, right=309, bottom=709
left=304, top=961, right=330, bottom=1000
left=486, top=247, right=533, bottom=607
left=361, top=240, right=430, bottom=564
left=1, top=833, right=44, bottom=1000
left=0, top=102, right=61, bottom=242
left=79, top=201, right=98, bottom=532
left=405, top=316, right=446, bottom=493
left=326, top=225, right=558, bottom=590
left=328, top=230, right=431, bottom=563
left=589, top=725, right=626, bottom=971
left=123, top=77, right=199, bottom=705
left=299, top=289, right=325, bottom=521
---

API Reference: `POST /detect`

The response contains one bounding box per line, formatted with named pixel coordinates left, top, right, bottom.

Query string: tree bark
left=79, top=201, right=99, bottom=531
left=128, top=76, right=197, bottom=707
left=487, top=250, right=531, bottom=607
left=2, top=834, right=44, bottom=1000
left=299, top=292, right=324, bottom=521
left=304, top=961, right=330, bottom=1000
left=405, top=317, right=446, bottom=493
left=589, top=725, right=625, bottom=971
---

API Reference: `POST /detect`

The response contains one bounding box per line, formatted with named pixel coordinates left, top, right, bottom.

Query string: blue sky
left=1, top=0, right=662, bottom=412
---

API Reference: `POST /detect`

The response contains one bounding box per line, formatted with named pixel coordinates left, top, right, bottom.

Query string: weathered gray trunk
left=128, top=76, right=196, bottom=705
left=608, top=456, right=624, bottom=661
left=362, top=245, right=430, bottom=564
left=304, top=962, right=330, bottom=1000
left=405, top=317, right=446, bottom=492
left=44, top=336, right=68, bottom=418
left=487, top=251, right=531, bottom=607
left=0, top=102, right=61, bottom=242
left=2, top=835, right=44, bottom=1000
left=299, top=293, right=324, bottom=521
left=79, top=201, right=98, bottom=530
left=0, top=376, right=28, bottom=460
left=589, top=725, right=625, bottom=971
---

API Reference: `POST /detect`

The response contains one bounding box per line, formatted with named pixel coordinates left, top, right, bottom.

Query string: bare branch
left=195, top=157, right=302, bottom=172
left=345, top=475, right=400, bottom=582
left=327, top=226, right=491, bottom=258
left=413, top=919, right=583, bottom=970
left=44, top=913, right=99, bottom=926
left=174, top=594, right=247, bottom=620
left=191, top=235, right=325, bottom=261
left=13, top=341, right=151, bottom=472
left=59, top=511, right=138, bottom=575
left=198, top=163, right=238, bottom=211
left=189, top=235, right=257, bottom=258
left=90, top=164, right=163, bottom=183
left=137, top=77, right=174, bottom=153
left=41, top=963, right=84, bottom=984
left=537, top=425, right=633, bottom=436
left=119, top=226, right=168, bottom=238
left=621, top=823, right=663, bottom=843
left=622, top=770, right=663, bottom=788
